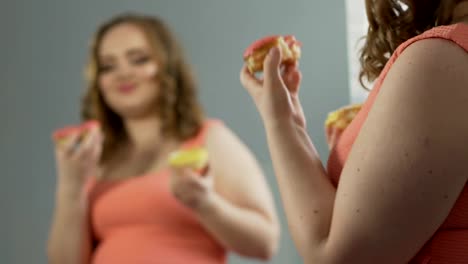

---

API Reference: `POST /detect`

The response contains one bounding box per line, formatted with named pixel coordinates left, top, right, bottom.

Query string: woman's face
left=98, top=23, right=161, bottom=119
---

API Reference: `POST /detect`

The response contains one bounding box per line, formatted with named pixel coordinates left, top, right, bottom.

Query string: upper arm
left=205, top=123, right=278, bottom=224
left=323, top=39, right=468, bottom=263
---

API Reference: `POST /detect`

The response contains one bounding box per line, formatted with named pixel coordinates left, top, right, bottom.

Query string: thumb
left=263, top=46, right=282, bottom=88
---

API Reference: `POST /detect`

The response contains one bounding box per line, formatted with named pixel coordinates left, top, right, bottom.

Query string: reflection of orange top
left=85, top=119, right=226, bottom=264
left=327, top=24, right=468, bottom=263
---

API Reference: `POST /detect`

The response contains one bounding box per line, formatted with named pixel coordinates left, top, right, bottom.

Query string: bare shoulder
left=372, top=37, right=468, bottom=136
left=322, top=37, right=468, bottom=263
left=390, top=37, right=468, bottom=95
left=204, top=120, right=235, bottom=144
left=204, top=121, right=259, bottom=169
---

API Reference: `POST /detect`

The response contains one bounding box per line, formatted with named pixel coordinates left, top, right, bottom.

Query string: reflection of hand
left=324, top=103, right=363, bottom=150
left=169, top=167, right=215, bottom=212
left=53, top=126, right=103, bottom=188
left=240, top=46, right=306, bottom=128
left=325, top=125, right=344, bottom=150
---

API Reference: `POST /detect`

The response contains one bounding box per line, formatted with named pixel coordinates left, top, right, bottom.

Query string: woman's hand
left=53, top=126, right=103, bottom=189
left=325, top=125, right=344, bottom=150
left=240, top=46, right=306, bottom=128
left=169, top=168, right=216, bottom=213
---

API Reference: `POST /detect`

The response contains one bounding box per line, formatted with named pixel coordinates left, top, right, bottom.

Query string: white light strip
left=345, top=1, right=370, bottom=103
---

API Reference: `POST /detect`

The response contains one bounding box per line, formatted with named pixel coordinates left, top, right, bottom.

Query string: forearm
left=264, top=117, right=336, bottom=259
left=196, top=193, right=279, bottom=260
left=47, top=185, right=91, bottom=264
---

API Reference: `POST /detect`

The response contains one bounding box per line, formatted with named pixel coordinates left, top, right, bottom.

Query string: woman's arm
left=47, top=128, right=101, bottom=264
left=258, top=38, right=468, bottom=263
left=47, top=184, right=92, bottom=264
left=194, top=124, right=280, bottom=260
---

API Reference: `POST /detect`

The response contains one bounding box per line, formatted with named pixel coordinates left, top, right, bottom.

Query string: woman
left=240, top=0, right=468, bottom=263
left=47, top=13, right=279, bottom=264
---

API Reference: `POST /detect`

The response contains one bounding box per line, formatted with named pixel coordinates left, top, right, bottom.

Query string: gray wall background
left=1, top=0, right=349, bottom=263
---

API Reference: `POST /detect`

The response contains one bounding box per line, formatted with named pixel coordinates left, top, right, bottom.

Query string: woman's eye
left=132, top=56, right=150, bottom=65
left=99, top=64, right=114, bottom=73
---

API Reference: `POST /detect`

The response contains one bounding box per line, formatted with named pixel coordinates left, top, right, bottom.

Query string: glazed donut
left=243, top=35, right=301, bottom=73
left=168, top=147, right=209, bottom=175
left=324, top=104, right=363, bottom=130
left=52, top=120, right=100, bottom=146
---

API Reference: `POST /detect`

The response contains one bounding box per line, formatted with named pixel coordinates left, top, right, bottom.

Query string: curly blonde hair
left=81, top=13, right=204, bottom=162
left=359, top=0, right=462, bottom=89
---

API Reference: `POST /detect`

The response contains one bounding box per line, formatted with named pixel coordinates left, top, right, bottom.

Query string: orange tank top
left=85, top=119, right=226, bottom=264
left=327, top=23, right=468, bottom=264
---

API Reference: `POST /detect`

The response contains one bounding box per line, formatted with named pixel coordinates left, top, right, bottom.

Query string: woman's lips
left=118, top=84, right=136, bottom=94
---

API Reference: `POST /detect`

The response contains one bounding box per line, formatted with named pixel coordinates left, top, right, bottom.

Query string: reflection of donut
left=243, top=35, right=302, bottom=73
left=325, top=104, right=362, bottom=130
left=168, top=147, right=209, bottom=174
left=52, top=120, right=99, bottom=145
